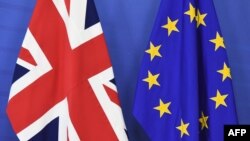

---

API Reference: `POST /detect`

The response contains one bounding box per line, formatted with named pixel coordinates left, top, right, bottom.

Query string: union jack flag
left=7, top=0, right=128, bottom=140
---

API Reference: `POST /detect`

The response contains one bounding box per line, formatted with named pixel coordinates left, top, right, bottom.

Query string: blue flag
left=133, top=0, right=238, bottom=140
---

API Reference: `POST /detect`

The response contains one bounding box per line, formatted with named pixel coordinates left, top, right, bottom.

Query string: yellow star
left=195, top=10, right=207, bottom=27
left=199, top=112, right=208, bottom=130
left=210, top=32, right=225, bottom=51
left=154, top=99, right=171, bottom=118
left=145, top=42, right=162, bottom=61
left=176, top=119, right=190, bottom=138
left=210, top=90, right=228, bottom=109
left=217, top=62, right=232, bottom=81
left=184, top=3, right=196, bottom=22
left=143, top=71, right=160, bottom=89
left=162, top=17, right=179, bottom=36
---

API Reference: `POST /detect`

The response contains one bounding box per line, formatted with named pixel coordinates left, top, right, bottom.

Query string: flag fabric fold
left=7, top=0, right=128, bottom=140
left=133, top=0, right=237, bottom=140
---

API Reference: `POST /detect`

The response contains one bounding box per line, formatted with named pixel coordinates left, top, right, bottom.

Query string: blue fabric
left=0, top=0, right=36, bottom=140
left=29, top=118, right=59, bottom=141
left=133, top=0, right=237, bottom=140
left=85, top=0, right=99, bottom=29
left=0, top=0, right=250, bottom=141
left=213, top=0, right=250, bottom=124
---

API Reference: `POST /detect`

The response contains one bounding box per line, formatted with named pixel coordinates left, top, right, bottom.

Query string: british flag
left=6, top=0, right=128, bottom=140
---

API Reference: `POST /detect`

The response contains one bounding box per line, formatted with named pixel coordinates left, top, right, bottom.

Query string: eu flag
left=133, top=0, right=238, bottom=140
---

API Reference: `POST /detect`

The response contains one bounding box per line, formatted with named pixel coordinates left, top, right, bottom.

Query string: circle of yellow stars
left=141, top=1, right=233, bottom=139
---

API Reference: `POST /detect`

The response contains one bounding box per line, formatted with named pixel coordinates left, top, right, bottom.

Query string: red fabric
left=7, top=0, right=119, bottom=140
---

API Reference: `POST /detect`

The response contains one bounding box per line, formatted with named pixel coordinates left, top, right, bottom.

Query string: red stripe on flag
left=103, top=85, right=120, bottom=106
left=67, top=128, right=69, bottom=141
left=68, top=79, right=118, bottom=141
left=65, top=0, right=70, bottom=15
left=19, top=47, right=37, bottom=66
